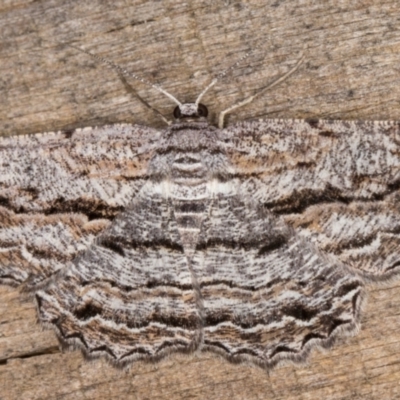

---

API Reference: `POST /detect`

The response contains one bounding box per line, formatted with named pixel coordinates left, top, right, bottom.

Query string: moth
left=1, top=49, right=399, bottom=370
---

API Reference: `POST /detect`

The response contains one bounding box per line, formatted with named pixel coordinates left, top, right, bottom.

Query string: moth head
left=173, top=103, right=208, bottom=120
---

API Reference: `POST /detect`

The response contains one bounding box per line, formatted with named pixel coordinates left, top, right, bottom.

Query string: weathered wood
left=1, top=0, right=400, bottom=399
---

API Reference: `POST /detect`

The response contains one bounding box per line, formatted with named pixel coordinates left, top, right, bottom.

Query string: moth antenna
left=66, top=43, right=183, bottom=110
left=218, top=53, right=304, bottom=128
left=195, top=46, right=261, bottom=106
left=216, top=48, right=259, bottom=80
left=195, top=79, right=217, bottom=105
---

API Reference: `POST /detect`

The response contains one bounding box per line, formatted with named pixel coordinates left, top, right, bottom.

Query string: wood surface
left=1, top=0, right=400, bottom=399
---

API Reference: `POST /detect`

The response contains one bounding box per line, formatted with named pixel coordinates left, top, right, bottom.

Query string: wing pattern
left=0, top=124, right=159, bottom=287
left=1, top=117, right=399, bottom=368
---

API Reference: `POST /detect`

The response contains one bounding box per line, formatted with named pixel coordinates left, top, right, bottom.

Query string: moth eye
left=197, top=103, right=208, bottom=117
left=173, top=106, right=181, bottom=119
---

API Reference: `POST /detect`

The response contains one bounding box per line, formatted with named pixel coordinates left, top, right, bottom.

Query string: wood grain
left=1, top=0, right=400, bottom=399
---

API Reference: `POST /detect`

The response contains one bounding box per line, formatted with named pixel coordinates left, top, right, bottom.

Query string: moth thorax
left=171, top=152, right=209, bottom=185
